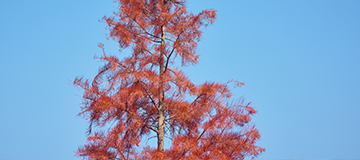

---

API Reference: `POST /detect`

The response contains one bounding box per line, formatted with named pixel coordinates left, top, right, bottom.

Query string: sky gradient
left=0, top=0, right=359, bottom=159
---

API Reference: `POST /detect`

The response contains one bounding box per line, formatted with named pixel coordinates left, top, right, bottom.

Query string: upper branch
left=163, top=30, right=185, bottom=74
left=105, top=58, right=159, bottom=110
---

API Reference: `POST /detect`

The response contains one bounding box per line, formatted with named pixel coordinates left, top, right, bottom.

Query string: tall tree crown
left=74, top=0, right=264, bottom=159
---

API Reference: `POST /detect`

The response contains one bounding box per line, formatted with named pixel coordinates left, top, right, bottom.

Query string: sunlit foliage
left=74, top=0, right=264, bottom=159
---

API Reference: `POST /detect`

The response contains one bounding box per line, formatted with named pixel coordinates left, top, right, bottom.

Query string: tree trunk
left=157, top=24, right=166, bottom=151
left=157, top=108, right=165, bottom=151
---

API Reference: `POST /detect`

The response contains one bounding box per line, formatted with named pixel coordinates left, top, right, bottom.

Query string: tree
left=74, top=0, right=265, bottom=159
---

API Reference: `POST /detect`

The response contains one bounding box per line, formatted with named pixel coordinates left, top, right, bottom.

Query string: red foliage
left=74, top=0, right=264, bottom=159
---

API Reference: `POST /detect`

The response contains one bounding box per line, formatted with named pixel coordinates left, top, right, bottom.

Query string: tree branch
left=123, top=108, right=158, bottom=134
left=164, top=94, right=203, bottom=123
left=105, top=59, right=159, bottom=110
left=164, top=30, right=184, bottom=74
left=145, top=136, right=157, bottom=145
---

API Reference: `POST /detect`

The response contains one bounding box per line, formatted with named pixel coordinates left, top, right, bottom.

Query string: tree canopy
left=74, top=0, right=265, bottom=159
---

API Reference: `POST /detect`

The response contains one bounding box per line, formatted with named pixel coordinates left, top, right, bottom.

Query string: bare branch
left=165, top=135, right=173, bottom=141
left=145, top=136, right=157, bottom=145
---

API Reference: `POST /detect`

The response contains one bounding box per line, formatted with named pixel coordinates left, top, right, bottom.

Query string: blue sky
left=1, top=0, right=359, bottom=159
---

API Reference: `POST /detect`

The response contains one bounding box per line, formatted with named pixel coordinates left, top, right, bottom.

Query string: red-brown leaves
left=74, top=0, right=264, bottom=159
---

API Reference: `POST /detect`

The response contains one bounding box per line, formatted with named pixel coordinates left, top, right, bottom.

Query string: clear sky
left=0, top=0, right=359, bottom=159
